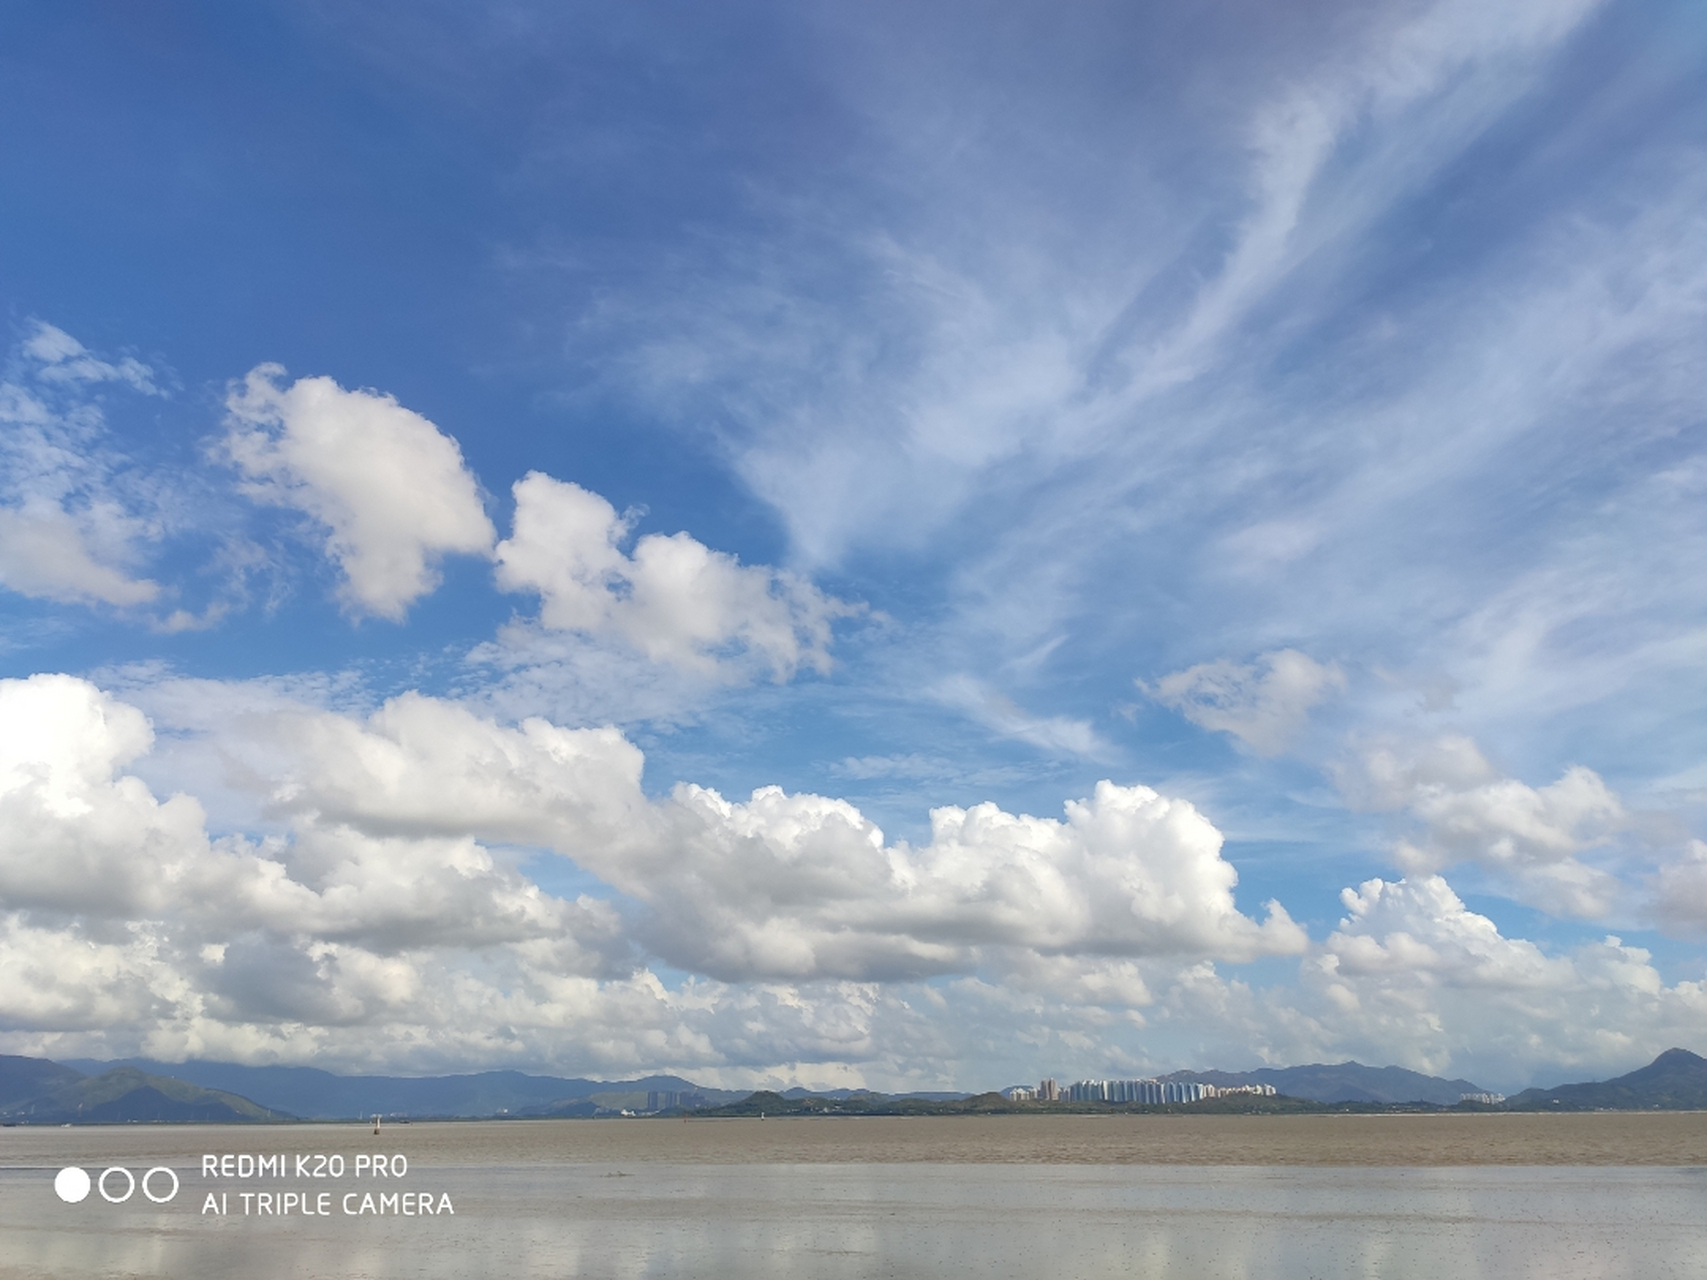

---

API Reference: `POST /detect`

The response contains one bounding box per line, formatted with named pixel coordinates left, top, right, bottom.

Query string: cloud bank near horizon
left=2, top=668, right=1700, bottom=1094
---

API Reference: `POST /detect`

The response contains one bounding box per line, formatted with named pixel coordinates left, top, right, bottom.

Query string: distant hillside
left=700, top=1089, right=1338, bottom=1117
left=1174, top=1062, right=1487, bottom=1105
left=2, top=1063, right=289, bottom=1124
left=703, top=1090, right=1015, bottom=1117
left=1507, top=1049, right=1707, bottom=1111
left=779, top=1087, right=970, bottom=1103
left=0, top=1054, right=85, bottom=1110
left=65, top=1059, right=746, bottom=1119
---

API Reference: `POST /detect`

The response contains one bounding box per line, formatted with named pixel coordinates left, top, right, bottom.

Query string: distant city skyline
left=1, top=0, right=1704, bottom=1096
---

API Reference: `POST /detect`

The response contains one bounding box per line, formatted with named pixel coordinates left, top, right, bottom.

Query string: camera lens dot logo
left=54, top=1167, right=91, bottom=1204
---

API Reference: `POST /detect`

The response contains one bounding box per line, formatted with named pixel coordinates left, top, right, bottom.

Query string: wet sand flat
left=6, top=1120, right=1707, bottom=1278
left=4, top=1110, right=1706, bottom=1169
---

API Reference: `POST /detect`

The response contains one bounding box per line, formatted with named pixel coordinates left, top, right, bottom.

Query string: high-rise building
left=646, top=1090, right=707, bottom=1111
left=1158, top=1081, right=1208, bottom=1103
left=1030, top=1076, right=1238, bottom=1105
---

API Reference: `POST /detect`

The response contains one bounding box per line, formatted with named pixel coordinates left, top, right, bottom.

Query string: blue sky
left=1, top=0, right=1704, bottom=1093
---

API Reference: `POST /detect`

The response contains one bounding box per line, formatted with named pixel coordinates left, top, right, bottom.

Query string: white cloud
left=224, top=366, right=495, bottom=620
left=1651, top=841, right=1707, bottom=936
left=0, top=916, right=171, bottom=1033
left=635, top=780, right=1306, bottom=981
left=255, top=690, right=653, bottom=858
left=1335, top=733, right=1499, bottom=809
left=1147, top=649, right=1344, bottom=755
left=0, top=689, right=920, bottom=1072
left=466, top=622, right=742, bottom=730
left=0, top=672, right=227, bottom=920
left=0, top=327, right=165, bottom=608
left=494, top=470, right=852, bottom=680
left=13, top=671, right=1704, bottom=1092
left=0, top=673, right=625, bottom=961
left=0, top=672, right=1291, bottom=1077
left=933, top=673, right=1106, bottom=757
left=1140, top=0, right=1608, bottom=394
left=578, top=0, right=1608, bottom=584
left=0, top=672, right=695, bottom=1072
left=0, top=500, right=159, bottom=606
left=1297, top=873, right=1707, bottom=1087
left=1336, top=736, right=1627, bottom=917
left=20, top=321, right=162, bottom=395
left=243, top=691, right=1302, bottom=981
left=1325, top=874, right=1570, bottom=990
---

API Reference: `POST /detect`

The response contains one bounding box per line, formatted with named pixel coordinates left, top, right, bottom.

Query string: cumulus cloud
left=224, top=366, right=495, bottom=620
left=0, top=681, right=450, bottom=941
left=641, top=781, right=1305, bottom=980
left=0, top=673, right=628, bottom=1031
left=255, top=690, right=653, bottom=859
left=1336, top=735, right=1627, bottom=917
left=0, top=672, right=266, bottom=922
left=1651, top=841, right=1707, bottom=936
left=0, top=915, right=172, bottom=1033
left=245, top=692, right=1302, bottom=981
left=1324, top=875, right=1571, bottom=991
left=0, top=907, right=703, bottom=1073
left=494, top=470, right=852, bottom=679
left=21, top=671, right=1702, bottom=1091
left=1147, top=649, right=1345, bottom=755
left=1298, top=873, right=1707, bottom=1086
left=0, top=673, right=1304, bottom=1078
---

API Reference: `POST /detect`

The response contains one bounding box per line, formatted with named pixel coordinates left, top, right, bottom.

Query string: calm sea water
left=3, top=1120, right=1704, bottom=1279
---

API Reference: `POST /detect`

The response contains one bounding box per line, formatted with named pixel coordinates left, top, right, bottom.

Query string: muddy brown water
left=4, top=1111, right=1703, bottom=1168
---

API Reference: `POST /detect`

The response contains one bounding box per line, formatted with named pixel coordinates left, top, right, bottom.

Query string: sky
left=0, top=0, right=1704, bottom=1095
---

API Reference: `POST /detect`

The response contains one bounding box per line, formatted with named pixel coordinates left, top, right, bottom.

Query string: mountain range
left=60, top=1059, right=750, bottom=1120
left=1506, top=1048, right=1707, bottom=1110
left=5, top=1049, right=1702, bottom=1122
left=1170, top=1062, right=1489, bottom=1106
left=0, top=1056, right=288, bottom=1123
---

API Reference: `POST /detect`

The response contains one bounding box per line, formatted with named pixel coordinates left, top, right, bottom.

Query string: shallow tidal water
left=3, top=1116, right=1705, bottom=1279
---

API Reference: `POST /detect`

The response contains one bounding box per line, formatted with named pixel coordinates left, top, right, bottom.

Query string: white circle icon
left=98, top=1166, right=135, bottom=1203
left=54, top=1167, right=91, bottom=1203
left=142, top=1166, right=180, bottom=1203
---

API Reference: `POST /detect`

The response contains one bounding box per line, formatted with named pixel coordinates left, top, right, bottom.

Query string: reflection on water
left=2, top=1125, right=1704, bottom=1279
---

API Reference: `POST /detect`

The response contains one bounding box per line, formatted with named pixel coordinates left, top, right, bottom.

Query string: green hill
left=2, top=1063, right=291, bottom=1124
left=1181, top=1062, right=1486, bottom=1105
left=65, top=1059, right=749, bottom=1119
left=1507, top=1049, right=1707, bottom=1110
left=0, top=1054, right=85, bottom=1110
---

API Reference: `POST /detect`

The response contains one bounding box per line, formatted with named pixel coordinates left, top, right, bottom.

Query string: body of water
left=3, top=1117, right=1703, bottom=1279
